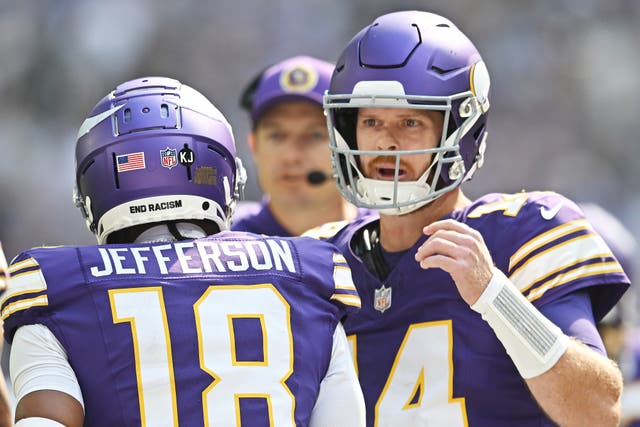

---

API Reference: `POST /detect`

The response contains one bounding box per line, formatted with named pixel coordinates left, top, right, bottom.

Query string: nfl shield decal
left=374, top=285, right=392, bottom=313
left=160, top=147, right=178, bottom=169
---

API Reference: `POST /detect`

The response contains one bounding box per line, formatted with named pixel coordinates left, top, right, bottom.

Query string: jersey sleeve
left=294, top=237, right=361, bottom=318
left=539, top=290, right=606, bottom=354
left=1, top=250, right=52, bottom=343
left=10, top=323, right=84, bottom=406
left=309, top=323, right=365, bottom=427
left=328, top=251, right=361, bottom=314
left=485, top=192, right=629, bottom=321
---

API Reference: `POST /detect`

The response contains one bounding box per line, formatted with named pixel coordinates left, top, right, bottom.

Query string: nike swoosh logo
left=76, top=104, right=125, bottom=139
left=540, top=201, right=565, bottom=220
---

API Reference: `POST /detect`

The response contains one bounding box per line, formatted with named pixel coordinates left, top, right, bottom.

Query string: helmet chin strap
left=134, top=222, right=208, bottom=244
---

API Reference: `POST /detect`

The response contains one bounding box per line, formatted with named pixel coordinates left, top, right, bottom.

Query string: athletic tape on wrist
left=471, top=268, right=569, bottom=379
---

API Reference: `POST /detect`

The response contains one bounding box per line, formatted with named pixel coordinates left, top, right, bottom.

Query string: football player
left=232, top=55, right=375, bottom=236
left=2, top=77, right=365, bottom=426
left=311, top=10, right=630, bottom=426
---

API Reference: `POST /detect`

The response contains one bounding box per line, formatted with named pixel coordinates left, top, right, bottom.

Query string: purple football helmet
left=74, top=76, right=246, bottom=243
left=324, top=10, right=490, bottom=215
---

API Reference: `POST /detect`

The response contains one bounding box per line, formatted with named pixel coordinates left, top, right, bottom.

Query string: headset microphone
left=306, top=171, right=329, bottom=185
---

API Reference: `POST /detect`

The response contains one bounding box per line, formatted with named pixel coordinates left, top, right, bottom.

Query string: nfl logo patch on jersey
left=160, top=147, right=178, bottom=169
left=374, top=285, right=392, bottom=313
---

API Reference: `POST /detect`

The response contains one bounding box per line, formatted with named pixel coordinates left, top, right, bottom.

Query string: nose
left=280, top=141, right=304, bottom=163
left=376, top=129, right=399, bottom=151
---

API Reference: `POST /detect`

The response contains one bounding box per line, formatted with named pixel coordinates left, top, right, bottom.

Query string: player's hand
left=414, top=219, right=494, bottom=306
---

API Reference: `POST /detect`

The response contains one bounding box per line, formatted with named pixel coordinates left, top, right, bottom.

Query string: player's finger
left=422, top=218, right=465, bottom=233
left=417, top=253, right=458, bottom=272
left=423, top=219, right=482, bottom=242
left=425, top=228, right=477, bottom=247
left=416, top=240, right=481, bottom=277
left=416, top=229, right=479, bottom=261
left=415, top=235, right=459, bottom=262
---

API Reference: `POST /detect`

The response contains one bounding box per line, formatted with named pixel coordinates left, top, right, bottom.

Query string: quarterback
left=313, top=10, right=630, bottom=427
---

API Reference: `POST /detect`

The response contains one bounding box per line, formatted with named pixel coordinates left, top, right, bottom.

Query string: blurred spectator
left=581, top=203, right=640, bottom=426
left=232, top=55, right=373, bottom=236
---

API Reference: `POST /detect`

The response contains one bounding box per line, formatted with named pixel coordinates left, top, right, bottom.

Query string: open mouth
left=375, top=166, right=408, bottom=180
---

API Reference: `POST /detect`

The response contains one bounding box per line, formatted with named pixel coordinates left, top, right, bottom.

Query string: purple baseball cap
left=241, top=55, right=334, bottom=123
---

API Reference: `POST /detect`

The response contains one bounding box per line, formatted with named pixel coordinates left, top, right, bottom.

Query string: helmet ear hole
left=208, top=144, right=231, bottom=161
left=111, top=153, right=121, bottom=189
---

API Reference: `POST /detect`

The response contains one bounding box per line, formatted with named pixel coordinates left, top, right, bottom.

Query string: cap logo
left=279, top=65, right=318, bottom=94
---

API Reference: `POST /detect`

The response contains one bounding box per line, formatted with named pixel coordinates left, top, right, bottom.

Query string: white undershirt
left=10, top=324, right=84, bottom=408
left=10, top=323, right=364, bottom=426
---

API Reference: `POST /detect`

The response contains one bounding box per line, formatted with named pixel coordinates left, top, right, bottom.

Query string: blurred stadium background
left=1, top=0, right=639, bottom=391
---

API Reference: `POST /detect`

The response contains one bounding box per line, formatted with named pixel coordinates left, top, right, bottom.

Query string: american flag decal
left=116, top=152, right=146, bottom=172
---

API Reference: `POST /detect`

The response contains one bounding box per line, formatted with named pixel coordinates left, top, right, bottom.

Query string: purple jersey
left=2, top=231, right=360, bottom=427
left=314, top=191, right=629, bottom=426
left=232, top=200, right=291, bottom=236
left=231, top=198, right=376, bottom=237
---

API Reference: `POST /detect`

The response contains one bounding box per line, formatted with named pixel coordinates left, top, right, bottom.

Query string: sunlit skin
left=356, top=107, right=443, bottom=182
left=249, top=101, right=357, bottom=235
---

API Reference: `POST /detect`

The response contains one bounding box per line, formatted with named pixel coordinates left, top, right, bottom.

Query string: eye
left=310, top=130, right=327, bottom=141
left=265, top=131, right=285, bottom=142
left=404, top=118, right=420, bottom=128
left=361, top=118, right=377, bottom=127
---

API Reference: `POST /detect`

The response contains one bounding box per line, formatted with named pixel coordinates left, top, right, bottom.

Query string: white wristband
left=15, top=418, right=66, bottom=427
left=471, top=268, right=569, bottom=379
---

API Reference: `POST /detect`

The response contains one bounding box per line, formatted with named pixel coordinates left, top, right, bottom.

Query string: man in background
left=233, top=55, right=373, bottom=236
